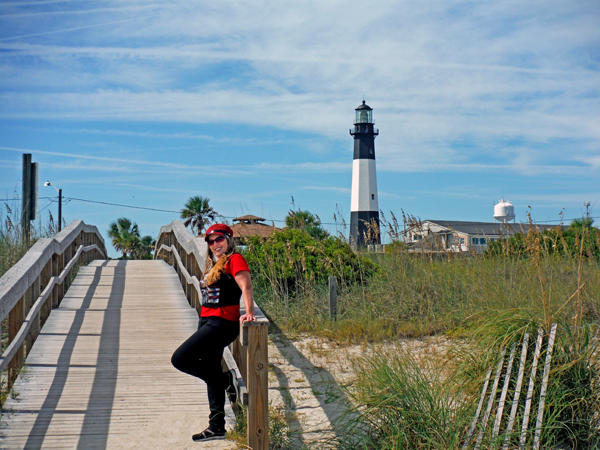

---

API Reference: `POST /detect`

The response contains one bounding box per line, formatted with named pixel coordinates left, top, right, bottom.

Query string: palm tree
left=108, top=217, right=140, bottom=260
left=133, top=235, right=155, bottom=260
left=285, top=210, right=329, bottom=240
left=181, top=196, right=218, bottom=236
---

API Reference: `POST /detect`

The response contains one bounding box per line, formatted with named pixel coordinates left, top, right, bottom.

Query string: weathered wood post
left=247, top=324, right=269, bottom=450
left=41, top=259, right=52, bottom=325
left=329, top=276, right=337, bottom=320
left=23, top=284, right=33, bottom=357
left=8, top=296, right=24, bottom=384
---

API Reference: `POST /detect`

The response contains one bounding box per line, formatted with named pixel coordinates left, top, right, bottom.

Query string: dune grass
left=253, top=250, right=599, bottom=343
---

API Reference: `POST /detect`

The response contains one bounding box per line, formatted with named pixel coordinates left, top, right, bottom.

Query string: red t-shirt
left=201, top=253, right=250, bottom=322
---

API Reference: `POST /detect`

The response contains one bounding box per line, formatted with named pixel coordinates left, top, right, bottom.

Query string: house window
left=472, top=237, right=479, bottom=245
left=480, top=238, right=486, bottom=244
left=460, top=237, right=465, bottom=245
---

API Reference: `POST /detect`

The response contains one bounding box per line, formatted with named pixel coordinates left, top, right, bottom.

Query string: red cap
left=204, top=223, right=233, bottom=241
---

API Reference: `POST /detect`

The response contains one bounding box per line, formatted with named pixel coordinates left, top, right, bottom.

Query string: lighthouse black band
left=350, top=211, right=381, bottom=246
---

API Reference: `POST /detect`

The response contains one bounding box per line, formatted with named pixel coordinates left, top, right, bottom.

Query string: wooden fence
left=0, top=220, right=107, bottom=392
left=155, top=220, right=269, bottom=450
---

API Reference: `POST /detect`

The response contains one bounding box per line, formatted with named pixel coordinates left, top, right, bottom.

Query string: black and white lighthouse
left=350, top=100, right=380, bottom=246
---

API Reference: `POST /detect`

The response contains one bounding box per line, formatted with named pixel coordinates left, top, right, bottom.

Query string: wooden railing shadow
left=0, top=220, right=107, bottom=398
left=268, top=321, right=353, bottom=446
left=155, top=220, right=269, bottom=450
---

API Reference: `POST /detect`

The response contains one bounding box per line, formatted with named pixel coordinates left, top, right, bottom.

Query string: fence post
left=329, top=276, right=337, bottom=320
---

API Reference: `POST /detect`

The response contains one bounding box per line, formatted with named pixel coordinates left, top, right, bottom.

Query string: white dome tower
left=494, top=199, right=515, bottom=223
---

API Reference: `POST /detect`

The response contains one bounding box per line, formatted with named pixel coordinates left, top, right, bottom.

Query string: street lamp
left=44, top=181, right=62, bottom=232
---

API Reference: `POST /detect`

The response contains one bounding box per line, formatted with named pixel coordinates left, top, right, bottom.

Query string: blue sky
left=1, top=0, right=599, bottom=257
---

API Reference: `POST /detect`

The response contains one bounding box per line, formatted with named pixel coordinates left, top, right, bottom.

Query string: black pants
left=171, top=316, right=239, bottom=431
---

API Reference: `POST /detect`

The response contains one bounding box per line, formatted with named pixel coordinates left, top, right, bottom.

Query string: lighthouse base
left=350, top=211, right=381, bottom=247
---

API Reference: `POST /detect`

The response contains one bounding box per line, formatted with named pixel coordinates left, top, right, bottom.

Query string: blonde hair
left=203, top=235, right=237, bottom=285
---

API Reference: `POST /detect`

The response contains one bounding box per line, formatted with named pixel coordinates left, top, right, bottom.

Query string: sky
left=1, top=0, right=599, bottom=258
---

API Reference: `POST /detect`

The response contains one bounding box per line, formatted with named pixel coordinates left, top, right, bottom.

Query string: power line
left=65, top=197, right=181, bottom=214
left=0, top=197, right=55, bottom=201
left=2, top=195, right=598, bottom=227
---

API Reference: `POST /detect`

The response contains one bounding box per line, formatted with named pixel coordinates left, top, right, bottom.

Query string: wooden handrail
left=155, top=220, right=269, bottom=450
left=0, top=220, right=107, bottom=390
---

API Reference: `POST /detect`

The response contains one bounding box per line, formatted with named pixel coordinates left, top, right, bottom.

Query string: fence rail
left=0, top=220, right=107, bottom=391
left=155, top=220, right=269, bottom=450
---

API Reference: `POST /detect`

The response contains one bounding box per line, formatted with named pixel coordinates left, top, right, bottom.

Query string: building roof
left=230, top=216, right=281, bottom=240
left=233, top=215, right=266, bottom=223
left=421, top=220, right=565, bottom=236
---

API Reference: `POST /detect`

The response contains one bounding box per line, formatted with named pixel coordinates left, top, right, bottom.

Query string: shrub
left=243, top=228, right=376, bottom=296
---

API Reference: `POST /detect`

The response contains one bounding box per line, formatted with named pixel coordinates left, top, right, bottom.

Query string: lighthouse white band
left=351, top=159, right=379, bottom=212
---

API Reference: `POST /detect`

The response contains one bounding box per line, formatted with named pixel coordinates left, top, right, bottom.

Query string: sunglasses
left=207, top=235, right=227, bottom=246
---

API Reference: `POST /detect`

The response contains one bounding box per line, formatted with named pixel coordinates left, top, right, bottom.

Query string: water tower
left=349, top=100, right=380, bottom=246
left=494, top=199, right=515, bottom=223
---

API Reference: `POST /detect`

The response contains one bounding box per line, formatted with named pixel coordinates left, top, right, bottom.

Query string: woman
left=171, top=223, right=255, bottom=442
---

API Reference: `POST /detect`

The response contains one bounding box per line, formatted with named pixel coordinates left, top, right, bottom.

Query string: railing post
left=23, top=284, right=33, bottom=357
left=64, top=245, right=71, bottom=292
left=247, top=325, right=269, bottom=450
left=53, top=252, right=64, bottom=308
left=41, top=259, right=52, bottom=325
left=8, top=295, right=25, bottom=385
left=26, top=274, right=41, bottom=354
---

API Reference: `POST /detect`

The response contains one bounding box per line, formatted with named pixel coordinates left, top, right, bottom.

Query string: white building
left=402, top=220, right=562, bottom=254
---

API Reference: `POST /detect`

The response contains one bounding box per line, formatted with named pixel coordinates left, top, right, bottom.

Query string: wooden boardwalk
left=1, top=260, right=235, bottom=450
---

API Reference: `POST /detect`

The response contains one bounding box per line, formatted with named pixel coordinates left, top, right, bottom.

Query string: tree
left=181, top=196, right=218, bottom=236
left=570, top=217, right=594, bottom=230
left=285, top=210, right=328, bottom=240
left=133, top=235, right=155, bottom=260
left=107, top=217, right=140, bottom=260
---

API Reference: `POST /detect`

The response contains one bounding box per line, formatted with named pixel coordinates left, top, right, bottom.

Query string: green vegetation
left=243, top=228, right=376, bottom=318
left=1, top=200, right=58, bottom=278
left=228, top=405, right=292, bottom=449
left=285, top=209, right=329, bottom=240
left=244, top=217, right=599, bottom=449
left=107, top=217, right=154, bottom=260
left=247, top=219, right=599, bottom=342
left=339, top=317, right=599, bottom=449
left=339, top=348, right=471, bottom=449
left=180, top=195, right=219, bottom=236
left=487, top=217, right=600, bottom=259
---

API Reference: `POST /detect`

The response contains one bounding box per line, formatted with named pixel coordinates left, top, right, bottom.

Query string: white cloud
left=0, top=0, right=598, bottom=175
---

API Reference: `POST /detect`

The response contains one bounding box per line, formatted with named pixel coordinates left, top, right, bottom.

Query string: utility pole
left=584, top=201, right=591, bottom=220
left=21, top=153, right=38, bottom=242
left=44, top=181, right=63, bottom=232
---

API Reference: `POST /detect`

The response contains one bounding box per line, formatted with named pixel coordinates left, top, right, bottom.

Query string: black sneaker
left=192, top=428, right=226, bottom=442
left=225, top=369, right=240, bottom=404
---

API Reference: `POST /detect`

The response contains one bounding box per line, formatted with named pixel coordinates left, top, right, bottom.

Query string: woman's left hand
left=240, top=312, right=256, bottom=323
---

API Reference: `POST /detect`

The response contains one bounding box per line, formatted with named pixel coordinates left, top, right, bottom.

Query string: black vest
left=201, top=258, right=242, bottom=308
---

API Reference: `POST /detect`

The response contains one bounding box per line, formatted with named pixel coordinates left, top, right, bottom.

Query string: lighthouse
left=350, top=100, right=380, bottom=247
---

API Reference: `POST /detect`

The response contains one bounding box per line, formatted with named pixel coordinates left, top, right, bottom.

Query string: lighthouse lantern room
left=350, top=100, right=381, bottom=247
